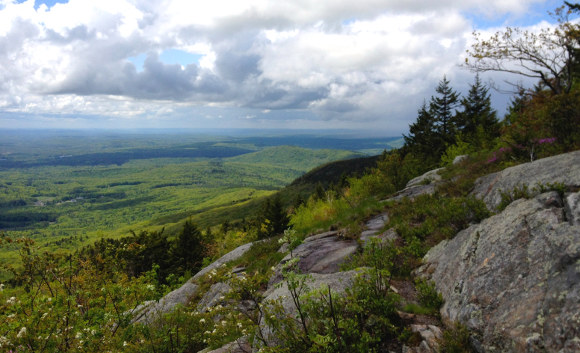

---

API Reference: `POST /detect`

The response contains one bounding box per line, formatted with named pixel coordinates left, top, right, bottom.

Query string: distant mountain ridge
left=228, top=145, right=365, bottom=171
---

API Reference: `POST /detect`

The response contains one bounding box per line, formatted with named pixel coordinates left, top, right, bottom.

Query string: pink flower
left=537, top=137, right=556, bottom=144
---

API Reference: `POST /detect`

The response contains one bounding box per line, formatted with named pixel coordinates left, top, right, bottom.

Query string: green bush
left=415, top=278, right=443, bottom=313
left=438, top=322, right=474, bottom=353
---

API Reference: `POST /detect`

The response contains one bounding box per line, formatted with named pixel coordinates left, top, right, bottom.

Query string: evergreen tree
left=430, top=76, right=460, bottom=145
left=457, top=74, right=499, bottom=145
left=172, top=220, right=204, bottom=273
left=314, top=182, right=325, bottom=200
left=259, top=195, right=289, bottom=239
left=403, top=101, right=442, bottom=159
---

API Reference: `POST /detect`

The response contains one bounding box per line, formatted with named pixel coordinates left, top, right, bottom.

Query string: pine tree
left=457, top=74, right=499, bottom=145
left=430, top=76, right=460, bottom=145
left=173, top=220, right=204, bottom=273
left=403, top=101, right=444, bottom=160
left=259, top=195, right=289, bottom=239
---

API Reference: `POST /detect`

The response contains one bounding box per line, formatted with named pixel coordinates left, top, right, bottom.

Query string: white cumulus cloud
left=0, top=0, right=562, bottom=131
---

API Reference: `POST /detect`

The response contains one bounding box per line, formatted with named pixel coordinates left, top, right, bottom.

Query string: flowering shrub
left=0, top=236, right=158, bottom=353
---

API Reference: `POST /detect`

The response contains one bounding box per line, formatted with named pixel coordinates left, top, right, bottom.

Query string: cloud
left=0, top=0, right=558, bottom=131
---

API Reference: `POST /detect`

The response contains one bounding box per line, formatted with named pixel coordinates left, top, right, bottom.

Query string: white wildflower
left=199, top=318, right=206, bottom=324
left=17, top=327, right=27, bottom=338
left=6, top=296, right=16, bottom=305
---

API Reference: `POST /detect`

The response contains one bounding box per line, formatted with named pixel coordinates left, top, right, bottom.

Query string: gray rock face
left=132, top=282, right=199, bottom=324
left=402, top=325, right=443, bottom=353
left=197, top=282, right=231, bottom=312
left=453, top=154, right=469, bottom=165
left=360, top=213, right=396, bottom=245
left=417, top=192, right=580, bottom=352
left=133, top=242, right=257, bottom=323
left=192, top=242, right=256, bottom=282
left=565, top=192, right=580, bottom=225
left=406, top=168, right=444, bottom=188
left=389, top=168, right=444, bottom=202
left=269, top=231, right=358, bottom=287
left=471, top=150, right=580, bottom=211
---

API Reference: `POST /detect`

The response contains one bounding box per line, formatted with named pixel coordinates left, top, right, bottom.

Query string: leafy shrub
left=438, top=322, right=474, bottom=353
left=401, top=302, right=435, bottom=315
left=415, top=278, right=443, bottom=313
left=387, top=194, right=490, bottom=245
left=290, top=191, right=382, bottom=237
left=262, top=269, right=401, bottom=353
left=0, top=236, right=159, bottom=353
left=498, top=184, right=531, bottom=210
left=498, top=182, right=568, bottom=211
left=440, top=137, right=473, bottom=167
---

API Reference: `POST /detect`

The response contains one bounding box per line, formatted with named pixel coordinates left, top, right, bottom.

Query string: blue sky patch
left=128, top=50, right=202, bottom=72
left=467, top=0, right=564, bottom=29
left=16, top=0, right=69, bottom=10
left=160, top=49, right=202, bottom=67
left=127, top=53, right=147, bottom=72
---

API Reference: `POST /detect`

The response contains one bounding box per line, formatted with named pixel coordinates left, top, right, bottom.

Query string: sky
left=0, top=0, right=570, bottom=134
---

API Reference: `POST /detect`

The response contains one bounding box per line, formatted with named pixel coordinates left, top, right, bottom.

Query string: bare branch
left=465, top=12, right=578, bottom=94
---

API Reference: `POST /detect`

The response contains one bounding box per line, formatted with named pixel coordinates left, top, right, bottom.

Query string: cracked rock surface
left=472, top=150, right=580, bottom=211
left=417, top=191, right=580, bottom=352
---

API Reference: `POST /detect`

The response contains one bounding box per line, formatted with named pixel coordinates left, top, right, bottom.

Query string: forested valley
left=0, top=3, right=579, bottom=352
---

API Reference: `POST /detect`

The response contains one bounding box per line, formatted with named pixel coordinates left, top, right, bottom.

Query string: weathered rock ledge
left=417, top=151, right=580, bottom=353
left=472, top=150, right=580, bottom=211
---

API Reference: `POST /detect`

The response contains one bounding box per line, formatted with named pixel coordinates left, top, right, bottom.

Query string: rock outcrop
left=133, top=242, right=257, bottom=323
left=389, top=167, right=444, bottom=202
left=268, top=231, right=358, bottom=288
left=418, top=190, right=580, bottom=352
left=139, top=151, right=580, bottom=352
left=472, top=150, right=580, bottom=210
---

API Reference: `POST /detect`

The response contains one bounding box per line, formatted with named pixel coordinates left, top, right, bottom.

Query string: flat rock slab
left=287, top=233, right=357, bottom=272
left=133, top=241, right=257, bottom=323
left=132, top=282, right=199, bottom=324
left=406, top=168, right=444, bottom=188
left=471, top=150, right=580, bottom=211
left=269, top=231, right=358, bottom=287
left=417, top=191, right=580, bottom=352
left=365, top=213, right=389, bottom=231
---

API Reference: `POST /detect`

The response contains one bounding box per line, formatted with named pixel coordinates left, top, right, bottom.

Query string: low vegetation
left=1, top=3, right=579, bottom=352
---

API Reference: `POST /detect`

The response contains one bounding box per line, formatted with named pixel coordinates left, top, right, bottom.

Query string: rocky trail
left=135, top=150, right=580, bottom=353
